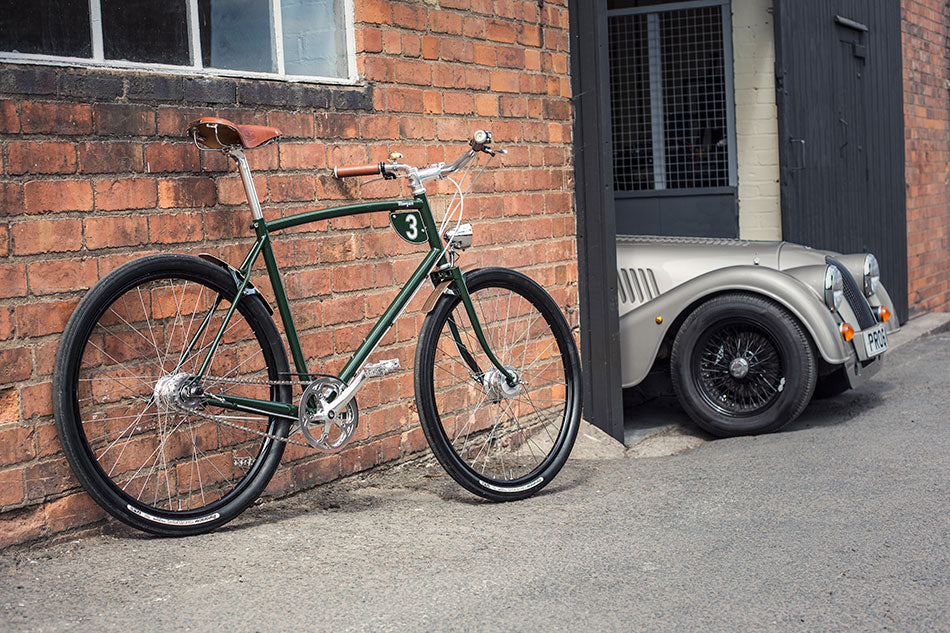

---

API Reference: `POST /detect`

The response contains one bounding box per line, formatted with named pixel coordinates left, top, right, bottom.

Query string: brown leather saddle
left=187, top=117, right=282, bottom=150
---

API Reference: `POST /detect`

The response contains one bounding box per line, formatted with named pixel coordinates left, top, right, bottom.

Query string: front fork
left=445, top=266, right=518, bottom=387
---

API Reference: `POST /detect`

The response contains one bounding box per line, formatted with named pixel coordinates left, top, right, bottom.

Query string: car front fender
left=619, top=265, right=852, bottom=388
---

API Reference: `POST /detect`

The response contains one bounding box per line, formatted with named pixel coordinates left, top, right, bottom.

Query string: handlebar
left=333, top=163, right=384, bottom=178
left=332, top=130, right=504, bottom=188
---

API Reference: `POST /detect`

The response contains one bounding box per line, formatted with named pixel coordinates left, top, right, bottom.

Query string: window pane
left=198, top=0, right=276, bottom=73
left=101, top=0, right=189, bottom=65
left=282, top=0, right=347, bottom=78
left=0, top=0, right=91, bottom=58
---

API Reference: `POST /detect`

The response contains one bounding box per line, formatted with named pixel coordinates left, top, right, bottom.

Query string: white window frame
left=0, top=0, right=358, bottom=86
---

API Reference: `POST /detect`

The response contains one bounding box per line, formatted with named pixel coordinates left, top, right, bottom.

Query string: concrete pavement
left=0, top=326, right=947, bottom=632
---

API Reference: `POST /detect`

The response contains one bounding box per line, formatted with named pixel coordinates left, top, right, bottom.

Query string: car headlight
left=824, top=265, right=844, bottom=311
left=863, top=253, right=880, bottom=296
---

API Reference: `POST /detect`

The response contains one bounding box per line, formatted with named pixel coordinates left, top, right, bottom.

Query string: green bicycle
left=52, top=118, right=582, bottom=535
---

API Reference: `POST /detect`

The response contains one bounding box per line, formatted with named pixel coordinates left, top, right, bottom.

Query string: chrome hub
left=154, top=373, right=203, bottom=412
left=729, top=357, right=750, bottom=379
left=483, top=367, right=522, bottom=403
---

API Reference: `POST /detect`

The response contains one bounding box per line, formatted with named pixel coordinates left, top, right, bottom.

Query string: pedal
left=364, top=359, right=401, bottom=378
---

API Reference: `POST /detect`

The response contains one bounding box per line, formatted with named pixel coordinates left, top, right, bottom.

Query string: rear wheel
left=53, top=255, right=291, bottom=535
left=415, top=268, right=581, bottom=501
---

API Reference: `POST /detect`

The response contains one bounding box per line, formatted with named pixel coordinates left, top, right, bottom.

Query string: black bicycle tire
left=414, top=267, right=582, bottom=501
left=53, top=254, right=292, bottom=536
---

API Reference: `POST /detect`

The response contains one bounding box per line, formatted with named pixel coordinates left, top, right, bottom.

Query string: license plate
left=862, top=324, right=888, bottom=358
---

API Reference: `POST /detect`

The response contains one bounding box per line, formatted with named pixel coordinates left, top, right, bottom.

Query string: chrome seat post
left=226, top=147, right=264, bottom=221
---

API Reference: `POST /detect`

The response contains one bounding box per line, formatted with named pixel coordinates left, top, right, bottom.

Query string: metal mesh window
left=608, top=2, right=734, bottom=192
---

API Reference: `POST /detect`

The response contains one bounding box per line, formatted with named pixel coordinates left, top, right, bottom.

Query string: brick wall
left=0, top=0, right=576, bottom=548
left=902, top=0, right=950, bottom=314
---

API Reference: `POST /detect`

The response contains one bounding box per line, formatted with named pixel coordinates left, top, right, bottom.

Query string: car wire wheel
left=670, top=292, right=817, bottom=437
left=695, top=323, right=784, bottom=416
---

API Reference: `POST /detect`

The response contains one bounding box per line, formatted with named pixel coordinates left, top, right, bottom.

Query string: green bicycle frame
left=186, top=190, right=513, bottom=421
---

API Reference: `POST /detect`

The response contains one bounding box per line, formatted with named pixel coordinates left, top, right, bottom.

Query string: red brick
left=0, top=263, right=27, bottom=298
left=84, top=215, right=149, bottom=250
left=431, top=10, right=463, bottom=34
left=145, top=143, right=199, bottom=173
left=0, top=347, right=31, bottom=383
left=0, top=507, right=46, bottom=549
left=268, top=175, right=316, bottom=202
left=7, top=142, right=76, bottom=175
left=423, top=91, right=442, bottom=114
left=12, top=217, right=83, bottom=254
left=0, top=468, right=24, bottom=506
left=157, top=177, right=216, bottom=208
left=330, top=263, right=374, bottom=292
left=315, top=113, right=359, bottom=139
left=0, top=427, right=34, bottom=467
left=28, top=258, right=98, bottom=295
left=490, top=69, right=521, bottom=93
left=0, top=100, right=18, bottom=133
left=45, top=492, right=106, bottom=533
left=78, top=142, right=144, bottom=173
left=23, top=180, right=93, bottom=214
left=444, top=93, right=475, bottom=115
left=421, top=36, right=440, bottom=60
left=0, top=307, right=14, bottom=341
left=385, top=87, right=425, bottom=113
left=20, top=102, right=92, bottom=134
left=23, top=457, right=73, bottom=500
left=359, top=27, right=383, bottom=53
left=393, top=3, right=427, bottom=30
left=15, top=298, right=79, bottom=337
left=279, top=143, right=327, bottom=170
left=355, top=0, right=391, bottom=23
left=291, top=455, right=340, bottom=488
left=0, top=183, right=23, bottom=217
left=361, top=116, right=399, bottom=140
left=95, top=178, right=158, bottom=211
left=19, top=382, right=52, bottom=419
left=149, top=212, right=203, bottom=244
left=486, top=20, right=518, bottom=43
left=0, top=389, right=17, bottom=423
left=393, top=60, right=431, bottom=86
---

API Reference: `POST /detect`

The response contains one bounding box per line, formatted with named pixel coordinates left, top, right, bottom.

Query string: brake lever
left=484, top=148, right=507, bottom=157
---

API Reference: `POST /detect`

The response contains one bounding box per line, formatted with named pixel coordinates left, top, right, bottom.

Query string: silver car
left=617, top=236, right=900, bottom=437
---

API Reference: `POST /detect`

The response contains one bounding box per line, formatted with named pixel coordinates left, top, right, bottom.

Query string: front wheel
left=415, top=268, right=582, bottom=501
left=670, top=292, right=817, bottom=437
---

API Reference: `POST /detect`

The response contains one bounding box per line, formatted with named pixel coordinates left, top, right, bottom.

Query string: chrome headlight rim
left=863, top=253, right=880, bottom=297
left=824, top=265, right=844, bottom=311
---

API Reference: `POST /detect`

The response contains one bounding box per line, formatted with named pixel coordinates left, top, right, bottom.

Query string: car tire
left=670, top=293, right=817, bottom=437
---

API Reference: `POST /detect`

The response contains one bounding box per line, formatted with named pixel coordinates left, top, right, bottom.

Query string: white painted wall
left=732, top=0, right=782, bottom=240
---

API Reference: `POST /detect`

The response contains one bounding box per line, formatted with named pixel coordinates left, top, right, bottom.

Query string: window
left=0, top=0, right=355, bottom=83
left=608, top=0, right=737, bottom=192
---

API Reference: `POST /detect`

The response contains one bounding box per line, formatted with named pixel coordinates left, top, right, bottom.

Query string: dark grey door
left=774, top=0, right=908, bottom=321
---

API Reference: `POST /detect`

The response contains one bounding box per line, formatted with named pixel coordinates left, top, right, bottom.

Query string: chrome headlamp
left=824, top=265, right=844, bottom=311
left=863, top=253, right=880, bottom=297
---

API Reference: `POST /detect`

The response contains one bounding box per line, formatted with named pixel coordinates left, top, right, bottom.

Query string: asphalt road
left=1, top=334, right=948, bottom=633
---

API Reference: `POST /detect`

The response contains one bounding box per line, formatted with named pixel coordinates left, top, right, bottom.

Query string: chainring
left=298, top=376, right=359, bottom=452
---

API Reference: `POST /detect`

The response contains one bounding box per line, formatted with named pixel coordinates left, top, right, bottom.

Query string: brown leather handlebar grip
left=333, top=163, right=383, bottom=178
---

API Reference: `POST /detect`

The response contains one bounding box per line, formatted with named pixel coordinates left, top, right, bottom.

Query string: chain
left=178, top=374, right=323, bottom=447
